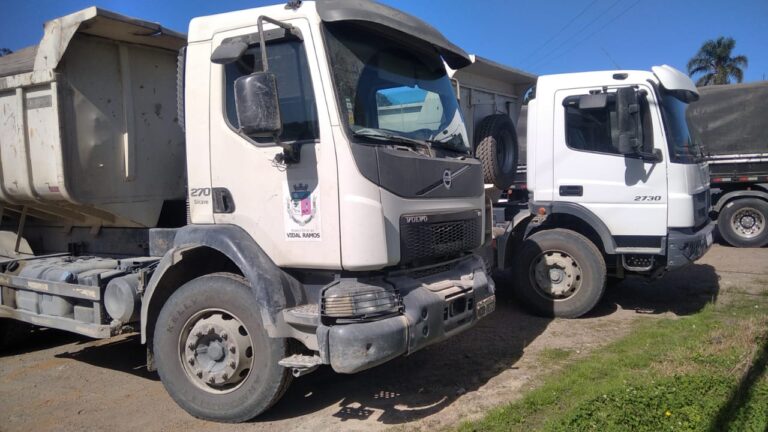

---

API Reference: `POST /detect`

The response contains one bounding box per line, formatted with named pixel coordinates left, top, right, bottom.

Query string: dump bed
left=449, top=55, right=536, bottom=160
left=0, top=8, right=186, bottom=228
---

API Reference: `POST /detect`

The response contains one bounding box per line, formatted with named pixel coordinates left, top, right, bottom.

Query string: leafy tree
left=0, top=48, right=12, bottom=57
left=687, top=37, right=748, bottom=86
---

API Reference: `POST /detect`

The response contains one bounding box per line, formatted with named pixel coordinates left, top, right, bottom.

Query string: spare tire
left=474, top=114, right=518, bottom=189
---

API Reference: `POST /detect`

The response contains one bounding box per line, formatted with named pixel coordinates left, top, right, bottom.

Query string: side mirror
left=616, top=87, right=642, bottom=155
left=211, top=40, right=249, bottom=65
left=234, top=72, right=282, bottom=138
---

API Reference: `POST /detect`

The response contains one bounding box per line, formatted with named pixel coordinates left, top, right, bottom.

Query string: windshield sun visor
left=317, top=0, right=471, bottom=69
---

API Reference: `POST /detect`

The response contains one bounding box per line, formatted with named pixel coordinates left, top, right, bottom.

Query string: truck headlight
left=321, top=279, right=402, bottom=320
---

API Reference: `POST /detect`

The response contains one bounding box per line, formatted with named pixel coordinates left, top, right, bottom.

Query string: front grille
left=693, top=189, right=711, bottom=227
left=400, top=210, right=482, bottom=263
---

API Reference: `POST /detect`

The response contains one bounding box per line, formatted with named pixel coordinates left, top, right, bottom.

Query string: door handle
left=559, top=185, right=583, bottom=196
left=212, top=188, right=236, bottom=213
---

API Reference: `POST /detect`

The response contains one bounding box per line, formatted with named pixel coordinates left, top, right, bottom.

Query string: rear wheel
left=717, top=198, right=768, bottom=248
left=153, top=273, right=291, bottom=422
left=512, top=229, right=606, bottom=318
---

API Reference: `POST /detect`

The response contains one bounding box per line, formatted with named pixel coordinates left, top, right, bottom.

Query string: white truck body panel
left=202, top=14, right=343, bottom=269
left=0, top=8, right=186, bottom=228
left=529, top=69, right=709, bottom=238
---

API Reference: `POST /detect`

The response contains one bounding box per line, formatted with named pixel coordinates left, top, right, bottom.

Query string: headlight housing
left=321, top=279, right=402, bottom=321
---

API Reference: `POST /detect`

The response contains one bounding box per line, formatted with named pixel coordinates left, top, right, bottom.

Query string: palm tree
left=687, top=37, right=748, bottom=86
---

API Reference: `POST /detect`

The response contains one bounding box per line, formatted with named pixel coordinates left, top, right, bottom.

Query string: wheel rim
left=529, top=250, right=582, bottom=300
left=178, top=309, right=254, bottom=394
left=731, top=207, right=765, bottom=239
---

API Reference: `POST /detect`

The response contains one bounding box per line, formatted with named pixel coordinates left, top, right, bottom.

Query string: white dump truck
left=450, top=62, right=714, bottom=318
left=0, top=1, right=495, bottom=422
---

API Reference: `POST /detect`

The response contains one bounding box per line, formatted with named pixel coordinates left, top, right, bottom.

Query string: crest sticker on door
left=284, top=182, right=321, bottom=241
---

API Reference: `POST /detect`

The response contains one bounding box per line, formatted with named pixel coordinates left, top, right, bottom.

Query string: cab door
left=551, top=85, right=668, bottom=242
left=208, top=18, right=340, bottom=269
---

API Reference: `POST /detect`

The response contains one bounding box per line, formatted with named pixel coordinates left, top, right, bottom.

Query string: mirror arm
left=254, top=15, right=300, bottom=164
left=257, top=16, right=296, bottom=72
left=636, top=149, right=662, bottom=163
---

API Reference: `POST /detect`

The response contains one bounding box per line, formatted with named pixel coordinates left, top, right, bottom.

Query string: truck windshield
left=323, top=22, right=470, bottom=153
left=659, top=89, right=702, bottom=163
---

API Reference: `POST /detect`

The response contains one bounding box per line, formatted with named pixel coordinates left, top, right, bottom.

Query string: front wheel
left=153, top=273, right=291, bottom=422
left=512, top=229, right=606, bottom=318
left=717, top=198, right=768, bottom=248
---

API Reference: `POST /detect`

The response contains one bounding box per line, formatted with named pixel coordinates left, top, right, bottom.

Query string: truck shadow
left=259, top=293, right=551, bottom=425
left=53, top=334, right=159, bottom=381
left=0, top=325, right=83, bottom=358
left=591, top=263, right=720, bottom=317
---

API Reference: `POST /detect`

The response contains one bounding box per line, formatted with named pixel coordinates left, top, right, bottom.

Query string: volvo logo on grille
left=443, top=169, right=453, bottom=189
left=404, top=215, right=429, bottom=224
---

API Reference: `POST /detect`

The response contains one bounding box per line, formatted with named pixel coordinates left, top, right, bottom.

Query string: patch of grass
left=456, top=298, right=768, bottom=432
left=538, top=348, right=572, bottom=362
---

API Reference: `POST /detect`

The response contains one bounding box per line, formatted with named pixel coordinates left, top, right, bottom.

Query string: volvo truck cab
left=0, top=1, right=494, bottom=422
left=494, top=65, right=713, bottom=318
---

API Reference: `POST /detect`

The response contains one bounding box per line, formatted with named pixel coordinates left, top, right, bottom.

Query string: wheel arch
left=713, top=189, right=768, bottom=213
left=140, top=225, right=305, bottom=345
left=508, top=202, right=616, bottom=267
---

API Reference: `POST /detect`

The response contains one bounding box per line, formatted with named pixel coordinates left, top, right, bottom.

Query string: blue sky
left=1, top=0, right=766, bottom=82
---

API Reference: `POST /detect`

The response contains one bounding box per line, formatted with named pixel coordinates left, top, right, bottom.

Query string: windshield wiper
left=425, top=133, right=470, bottom=154
left=352, top=128, right=431, bottom=150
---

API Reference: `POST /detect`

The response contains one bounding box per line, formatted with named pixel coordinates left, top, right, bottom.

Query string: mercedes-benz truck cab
left=495, top=65, right=713, bottom=318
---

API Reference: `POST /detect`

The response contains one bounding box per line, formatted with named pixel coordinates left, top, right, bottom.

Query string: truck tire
left=475, top=114, right=518, bottom=189
left=512, top=229, right=606, bottom=318
left=153, top=273, right=291, bottom=422
left=717, top=198, right=768, bottom=248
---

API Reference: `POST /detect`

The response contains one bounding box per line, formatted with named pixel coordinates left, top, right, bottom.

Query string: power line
left=527, top=0, right=624, bottom=69
left=530, top=0, right=641, bottom=70
left=600, top=47, right=621, bottom=69
left=522, top=0, right=600, bottom=63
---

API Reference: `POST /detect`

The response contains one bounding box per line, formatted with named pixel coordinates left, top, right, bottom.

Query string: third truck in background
left=687, top=81, right=768, bottom=248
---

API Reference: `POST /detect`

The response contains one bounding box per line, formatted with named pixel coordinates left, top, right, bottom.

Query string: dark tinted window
left=224, top=40, right=318, bottom=143
left=564, top=90, right=653, bottom=155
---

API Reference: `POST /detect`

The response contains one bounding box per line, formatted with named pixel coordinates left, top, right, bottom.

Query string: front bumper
left=321, top=254, right=495, bottom=374
left=666, top=221, right=715, bottom=270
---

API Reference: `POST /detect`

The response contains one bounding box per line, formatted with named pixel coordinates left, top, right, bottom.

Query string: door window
left=224, top=39, right=318, bottom=143
left=563, top=90, right=653, bottom=156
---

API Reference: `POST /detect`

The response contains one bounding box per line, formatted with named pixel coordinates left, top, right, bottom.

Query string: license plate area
left=442, top=289, right=475, bottom=333
left=476, top=295, right=496, bottom=319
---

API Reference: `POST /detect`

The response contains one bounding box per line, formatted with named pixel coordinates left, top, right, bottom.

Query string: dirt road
left=1, top=245, right=766, bottom=432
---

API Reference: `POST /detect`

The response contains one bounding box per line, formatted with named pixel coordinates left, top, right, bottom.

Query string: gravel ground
left=1, top=244, right=766, bottom=432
